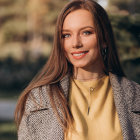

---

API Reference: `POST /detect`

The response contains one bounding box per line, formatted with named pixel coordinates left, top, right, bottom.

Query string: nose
left=72, top=34, right=82, bottom=48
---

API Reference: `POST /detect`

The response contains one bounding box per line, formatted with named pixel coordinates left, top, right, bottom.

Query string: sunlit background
left=0, top=0, right=139, bottom=139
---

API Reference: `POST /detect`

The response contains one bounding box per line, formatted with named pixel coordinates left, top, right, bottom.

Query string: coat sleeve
left=17, top=85, right=52, bottom=139
left=17, top=86, right=46, bottom=140
left=18, top=114, right=32, bottom=140
left=17, top=89, right=36, bottom=140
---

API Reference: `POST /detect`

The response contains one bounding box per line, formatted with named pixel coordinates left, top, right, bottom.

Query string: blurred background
left=0, top=0, right=139, bottom=139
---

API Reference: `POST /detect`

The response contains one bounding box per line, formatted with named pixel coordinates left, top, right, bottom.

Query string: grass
left=0, top=120, right=17, bottom=140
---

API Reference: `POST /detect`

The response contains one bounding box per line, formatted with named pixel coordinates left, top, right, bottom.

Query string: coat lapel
left=60, top=74, right=70, bottom=99
left=109, top=73, right=134, bottom=140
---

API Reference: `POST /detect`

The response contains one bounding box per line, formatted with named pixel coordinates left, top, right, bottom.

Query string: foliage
left=0, top=120, right=17, bottom=140
left=0, top=0, right=69, bottom=59
left=108, top=0, right=140, bottom=14
left=0, top=56, right=48, bottom=91
left=1, top=20, right=28, bottom=42
left=109, top=14, right=140, bottom=60
left=121, top=58, right=140, bottom=83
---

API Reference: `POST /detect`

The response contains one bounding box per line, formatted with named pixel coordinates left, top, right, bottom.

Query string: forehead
left=63, top=9, right=94, bottom=30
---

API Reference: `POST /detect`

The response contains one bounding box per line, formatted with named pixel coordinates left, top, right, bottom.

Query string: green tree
left=108, top=0, right=140, bottom=14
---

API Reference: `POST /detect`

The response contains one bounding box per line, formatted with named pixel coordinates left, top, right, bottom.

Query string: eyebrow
left=62, top=26, right=95, bottom=32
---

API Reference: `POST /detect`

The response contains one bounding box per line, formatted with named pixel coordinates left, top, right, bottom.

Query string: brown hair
left=15, top=0, right=124, bottom=131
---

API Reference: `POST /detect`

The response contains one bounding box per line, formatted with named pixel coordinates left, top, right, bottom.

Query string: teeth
left=73, top=53, right=85, bottom=56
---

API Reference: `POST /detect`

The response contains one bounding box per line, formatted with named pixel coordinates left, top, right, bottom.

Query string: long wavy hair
left=15, top=0, right=124, bottom=131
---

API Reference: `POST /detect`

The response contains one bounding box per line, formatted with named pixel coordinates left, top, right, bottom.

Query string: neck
left=73, top=66, right=105, bottom=81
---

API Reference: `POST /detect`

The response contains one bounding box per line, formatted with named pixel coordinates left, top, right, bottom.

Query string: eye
left=83, top=31, right=92, bottom=35
left=62, top=34, right=71, bottom=38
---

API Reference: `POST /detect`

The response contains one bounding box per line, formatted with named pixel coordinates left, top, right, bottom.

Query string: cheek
left=83, top=36, right=97, bottom=48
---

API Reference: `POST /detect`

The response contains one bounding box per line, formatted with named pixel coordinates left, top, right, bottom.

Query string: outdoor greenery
left=110, top=14, right=140, bottom=60
left=108, top=0, right=140, bottom=14
left=0, top=121, right=17, bottom=140
left=0, top=0, right=139, bottom=60
left=0, top=56, right=47, bottom=91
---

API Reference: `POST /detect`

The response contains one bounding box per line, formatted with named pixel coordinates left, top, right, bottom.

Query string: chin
left=72, top=62, right=89, bottom=69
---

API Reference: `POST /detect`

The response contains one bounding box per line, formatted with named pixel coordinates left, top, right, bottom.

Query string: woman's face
left=62, top=9, right=102, bottom=70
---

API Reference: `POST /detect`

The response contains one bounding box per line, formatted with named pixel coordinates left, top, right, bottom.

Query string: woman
left=15, top=0, right=140, bottom=140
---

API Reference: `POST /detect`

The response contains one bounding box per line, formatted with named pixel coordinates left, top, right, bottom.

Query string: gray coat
left=18, top=73, right=140, bottom=140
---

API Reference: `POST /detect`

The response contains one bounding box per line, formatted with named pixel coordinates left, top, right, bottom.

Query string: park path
left=0, top=100, right=17, bottom=120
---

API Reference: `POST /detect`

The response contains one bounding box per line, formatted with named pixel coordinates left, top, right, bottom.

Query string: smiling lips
left=71, top=51, right=88, bottom=59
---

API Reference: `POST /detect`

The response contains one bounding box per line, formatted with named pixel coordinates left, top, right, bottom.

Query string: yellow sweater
left=65, top=76, right=123, bottom=140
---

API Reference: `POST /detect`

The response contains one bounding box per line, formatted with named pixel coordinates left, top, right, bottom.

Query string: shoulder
left=109, top=72, right=140, bottom=92
left=109, top=72, right=140, bottom=111
left=24, top=85, right=51, bottom=114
